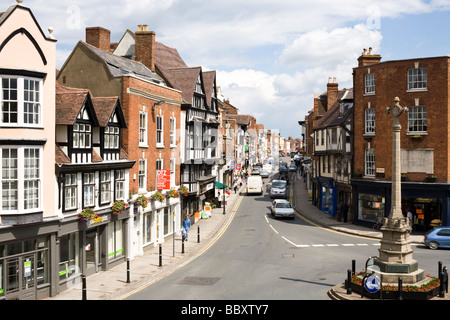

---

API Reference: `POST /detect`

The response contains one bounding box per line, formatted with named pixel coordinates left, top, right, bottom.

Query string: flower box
left=135, top=195, right=149, bottom=208
left=78, top=208, right=98, bottom=223
left=151, top=191, right=165, bottom=202
left=111, top=200, right=128, bottom=215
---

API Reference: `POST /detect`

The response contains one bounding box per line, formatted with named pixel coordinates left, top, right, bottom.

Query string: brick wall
left=353, top=55, right=450, bottom=182
left=122, top=76, right=182, bottom=194
left=86, top=27, right=111, bottom=52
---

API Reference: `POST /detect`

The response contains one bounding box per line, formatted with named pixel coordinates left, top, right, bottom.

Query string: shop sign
left=157, top=169, right=171, bottom=190
left=24, top=260, right=32, bottom=278
left=89, top=215, right=109, bottom=226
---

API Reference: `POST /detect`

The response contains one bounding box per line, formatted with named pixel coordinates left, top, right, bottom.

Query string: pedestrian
left=182, top=215, right=191, bottom=241
left=233, top=182, right=238, bottom=194
left=341, top=202, right=349, bottom=223
left=407, top=210, right=413, bottom=231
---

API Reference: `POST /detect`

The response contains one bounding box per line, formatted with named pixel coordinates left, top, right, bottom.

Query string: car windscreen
left=272, top=182, right=286, bottom=188
left=276, top=203, right=291, bottom=208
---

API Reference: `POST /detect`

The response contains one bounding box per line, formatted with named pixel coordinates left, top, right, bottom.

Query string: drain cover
left=282, top=254, right=294, bottom=258
left=177, top=276, right=221, bottom=286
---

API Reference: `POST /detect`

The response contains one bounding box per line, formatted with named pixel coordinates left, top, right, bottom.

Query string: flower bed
left=348, top=272, right=440, bottom=300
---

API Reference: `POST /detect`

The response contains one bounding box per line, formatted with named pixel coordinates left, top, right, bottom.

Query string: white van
left=247, top=175, right=263, bottom=195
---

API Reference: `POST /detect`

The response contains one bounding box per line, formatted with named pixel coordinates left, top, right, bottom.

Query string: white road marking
left=269, top=224, right=279, bottom=234
left=264, top=216, right=383, bottom=249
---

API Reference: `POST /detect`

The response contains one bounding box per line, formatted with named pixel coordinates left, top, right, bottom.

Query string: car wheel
left=428, top=241, right=439, bottom=250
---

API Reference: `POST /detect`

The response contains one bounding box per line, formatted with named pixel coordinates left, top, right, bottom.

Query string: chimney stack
left=135, top=25, right=156, bottom=72
left=86, top=27, right=111, bottom=52
left=326, top=76, right=339, bottom=111
left=357, top=47, right=381, bottom=67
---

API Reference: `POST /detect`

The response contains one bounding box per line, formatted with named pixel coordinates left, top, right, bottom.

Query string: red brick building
left=57, top=28, right=183, bottom=257
left=352, top=49, right=449, bottom=230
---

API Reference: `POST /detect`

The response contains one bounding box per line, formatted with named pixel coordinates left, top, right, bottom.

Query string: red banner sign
left=157, top=169, right=171, bottom=190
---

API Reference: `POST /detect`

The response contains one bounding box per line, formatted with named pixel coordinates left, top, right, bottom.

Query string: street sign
left=364, top=274, right=381, bottom=293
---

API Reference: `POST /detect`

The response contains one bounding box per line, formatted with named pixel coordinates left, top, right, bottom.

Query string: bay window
left=0, top=76, right=42, bottom=126
left=1, top=147, right=42, bottom=213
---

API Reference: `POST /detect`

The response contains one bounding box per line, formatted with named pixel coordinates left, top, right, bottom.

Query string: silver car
left=271, top=199, right=295, bottom=219
left=270, top=180, right=287, bottom=198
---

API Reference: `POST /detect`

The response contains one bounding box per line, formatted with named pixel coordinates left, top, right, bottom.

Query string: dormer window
left=72, top=123, right=91, bottom=149
left=104, top=126, right=119, bottom=149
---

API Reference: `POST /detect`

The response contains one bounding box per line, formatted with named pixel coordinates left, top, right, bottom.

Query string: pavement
left=46, top=170, right=430, bottom=300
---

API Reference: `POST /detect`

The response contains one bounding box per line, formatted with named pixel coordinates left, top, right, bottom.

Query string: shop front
left=57, top=208, right=129, bottom=294
left=317, top=177, right=337, bottom=216
left=136, top=198, right=180, bottom=255
left=352, top=179, right=449, bottom=230
left=0, top=220, right=58, bottom=300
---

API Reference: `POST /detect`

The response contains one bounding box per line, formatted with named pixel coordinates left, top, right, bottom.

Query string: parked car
left=270, top=180, right=287, bottom=198
left=260, top=170, right=269, bottom=178
left=424, top=227, right=450, bottom=249
left=271, top=199, right=295, bottom=219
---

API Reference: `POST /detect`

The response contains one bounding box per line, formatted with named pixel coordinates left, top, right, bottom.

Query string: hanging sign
left=157, top=169, right=171, bottom=190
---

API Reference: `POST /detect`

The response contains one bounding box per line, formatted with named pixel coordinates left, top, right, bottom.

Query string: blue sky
left=15, top=0, right=450, bottom=140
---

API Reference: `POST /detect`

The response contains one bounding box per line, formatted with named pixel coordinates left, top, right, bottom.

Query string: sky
left=16, top=0, right=450, bottom=139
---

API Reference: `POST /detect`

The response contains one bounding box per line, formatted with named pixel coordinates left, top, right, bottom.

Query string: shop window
left=358, top=193, right=385, bottom=223
left=108, top=220, right=124, bottom=260
left=59, top=233, right=81, bottom=283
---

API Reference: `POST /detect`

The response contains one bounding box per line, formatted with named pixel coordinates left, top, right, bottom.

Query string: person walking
left=182, top=215, right=191, bottom=241
left=341, top=202, right=349, bottom=223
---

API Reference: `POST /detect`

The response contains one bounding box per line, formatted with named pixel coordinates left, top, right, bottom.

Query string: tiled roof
left=167, top=67, right=201, bottom=103
left=155, top=41, right=188, bottom=88
left=315, top=88, right=353, bottom=129
left=55, top=82, right=90, bottom=125
left=226, top=114, right=251, bottom=125
left=92, top=96, right=120, bottom=127
left=202, top=70, right=216, bottom=107
left=81, top=41, right=164, bottom=84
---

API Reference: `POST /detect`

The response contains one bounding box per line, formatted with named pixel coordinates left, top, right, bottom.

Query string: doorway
left=4, top=254, right=36, bottom=300
left=85, top=229, right=99, bottom=275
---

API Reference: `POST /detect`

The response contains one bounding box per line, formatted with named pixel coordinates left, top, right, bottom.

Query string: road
left=125, top=169, right=450, bottom=300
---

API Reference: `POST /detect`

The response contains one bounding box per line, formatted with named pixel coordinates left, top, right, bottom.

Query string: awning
left=214, top=181, right=228, bottom=189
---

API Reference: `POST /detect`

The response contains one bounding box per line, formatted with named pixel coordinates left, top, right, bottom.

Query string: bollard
left=346, top=269, right=352, bottom=295
left=439, top=261, right=442, bottom=278
left=182, top=236, right=185, bottom=254
left=82, top=274, right=87, bottom=300
left=398, top=277, right=403, bottom=300
left=197, top=225, right=200, bottom=243
left=352, top=260, right=356, bottom=275
left=159, top=244, right=162, bottom=267
left=440, top=271, right=446, bottom=298
left=126, top=258, right=130, bottom=283
left=444, top=267, right=448, bottom=293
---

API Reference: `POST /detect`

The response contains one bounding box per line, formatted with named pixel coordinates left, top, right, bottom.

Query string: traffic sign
left=364, top=274, right=381, bottom=293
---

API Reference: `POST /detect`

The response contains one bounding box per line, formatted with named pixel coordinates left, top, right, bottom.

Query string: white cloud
left=279, top=24, right=382, bottom=69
